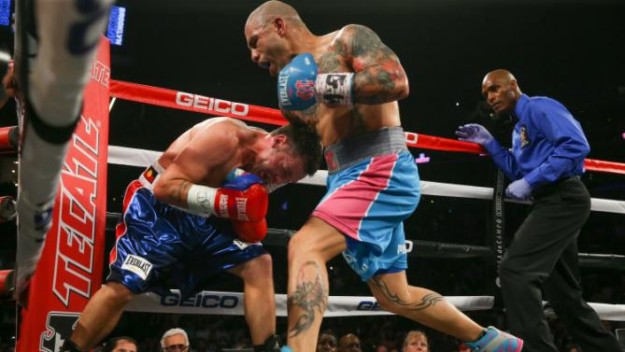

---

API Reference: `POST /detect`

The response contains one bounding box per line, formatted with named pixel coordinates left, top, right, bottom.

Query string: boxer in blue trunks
left=62, top=117, right=322, bottom=352
left=245, top=2, right=524, bottom=352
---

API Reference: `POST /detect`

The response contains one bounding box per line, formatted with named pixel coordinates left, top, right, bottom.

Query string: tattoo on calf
left=288, top=261, right=328, bottom=337
left=372, top=277, right=444, bottom=311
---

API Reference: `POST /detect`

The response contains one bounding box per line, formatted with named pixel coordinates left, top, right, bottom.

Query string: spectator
left=338, top=333, right=362, bottom=352
left=102, top=336, right=138, bottom=352
left=563, top=343, right=580, bottom=352
left=161, top=328, right=190, bottom=352
left=375, top=344, right=389, bottom=352
left=402, top=330, right=428, bottom=352
left=317, top=331, right=337, bottom=352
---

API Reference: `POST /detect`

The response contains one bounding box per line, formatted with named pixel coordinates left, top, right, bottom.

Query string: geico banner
left=125, top=290, right=495, bottom=317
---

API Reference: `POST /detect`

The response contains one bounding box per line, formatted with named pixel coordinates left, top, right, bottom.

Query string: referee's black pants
left=499, top=177, right=622, bottom=352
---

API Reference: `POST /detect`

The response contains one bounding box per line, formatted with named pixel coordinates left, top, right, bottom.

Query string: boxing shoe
left=254, top=334, right=281, bottom=352
left=464, top=326, right=523, bottom=352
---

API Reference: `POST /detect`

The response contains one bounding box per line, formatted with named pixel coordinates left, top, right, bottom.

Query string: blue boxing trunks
left=108, top=163, right=267, bottom=297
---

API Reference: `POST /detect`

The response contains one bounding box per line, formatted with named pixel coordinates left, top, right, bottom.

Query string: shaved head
left=482, top=69, right=517, bottom=88
left=481, top=68, right=522, bottom=114
left=244, top=0, right=312, bottom=76
left=246, top=0, right=303, bottom=29
left=339, top=334, right=361, bottom=352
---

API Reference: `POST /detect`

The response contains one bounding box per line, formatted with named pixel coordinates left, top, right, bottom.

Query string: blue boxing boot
left=464, top=326, right=523, bottom=352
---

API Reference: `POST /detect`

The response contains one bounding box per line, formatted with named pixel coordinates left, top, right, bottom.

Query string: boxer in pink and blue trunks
left=245, top=2, right=523, bottom=352
left=313, top=127, right=419, bottom=282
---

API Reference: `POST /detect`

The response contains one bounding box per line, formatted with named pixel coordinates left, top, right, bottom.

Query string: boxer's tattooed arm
left=318, top=50, right=343, bottom=72
left=288, top=261, right=328, bottom=337
left=370, top=277, right=445, bottom=312
left=341, top=24, right=408, bottom=104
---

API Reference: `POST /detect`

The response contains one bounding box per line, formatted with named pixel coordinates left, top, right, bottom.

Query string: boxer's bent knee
left=102, top=281, right=134, bottom=305
left=233, top=254, right=273, bottom=282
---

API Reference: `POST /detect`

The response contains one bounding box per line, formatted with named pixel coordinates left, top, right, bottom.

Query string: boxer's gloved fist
left=233, top=218, right=268, bottom=243
left=455, top=123, right=494, bottom=145
left=506, top=178, right=533, bottom=201
left=187, top=174, right=268, bottom=221
left=278, top=53, right=354, bottom=111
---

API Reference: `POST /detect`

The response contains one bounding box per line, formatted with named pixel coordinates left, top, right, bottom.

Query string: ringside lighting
left=0, top=0, right=10, bottom=27
left=106, top=5, right=126, bottom=46
left=415, top=153, right=430, bottom=164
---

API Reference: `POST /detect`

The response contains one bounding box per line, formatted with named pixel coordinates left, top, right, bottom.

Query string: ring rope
left=123, top=289, right=625, bottom=321
left=107, top=145, right=625, bottom=215
left=109, top=79, right=625, bottom=175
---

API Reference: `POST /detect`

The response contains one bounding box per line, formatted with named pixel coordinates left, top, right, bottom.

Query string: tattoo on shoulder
left=348, top=25, right=383, bottom=56
left=288, top=261, right=328, bottom=337
left=318, top=50, right=344, bottom=73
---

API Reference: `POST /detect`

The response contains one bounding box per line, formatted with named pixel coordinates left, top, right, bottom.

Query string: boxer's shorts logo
left=233, top=239, right=250, bottom=249
left=397, top=240, right=413, bottom=254
left=142, top=166, right=157, bottom=184
left=122, top=254, right=153, bottom=280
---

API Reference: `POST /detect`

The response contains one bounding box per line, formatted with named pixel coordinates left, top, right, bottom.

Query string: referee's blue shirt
left=483, top=94, right=589, bottom=188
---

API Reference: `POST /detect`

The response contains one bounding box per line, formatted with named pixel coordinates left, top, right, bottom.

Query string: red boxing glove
left=214, top=183, right=268, bottom=221
left=187, top=183, right=269, bottom=221
left=233, top=218, right=268, bottom=243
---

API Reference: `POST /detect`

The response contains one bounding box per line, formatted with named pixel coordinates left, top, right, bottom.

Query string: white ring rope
left=124, top=289, right=625, bottom=321
left=125, top=290, right=494, bottom=317
left=108, top=145, right=625, bottom=215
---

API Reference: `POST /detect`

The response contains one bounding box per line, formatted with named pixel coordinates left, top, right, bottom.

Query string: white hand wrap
left=316, top=72, right=354, bottom=106
left=186, top=184, right=218, bottom=217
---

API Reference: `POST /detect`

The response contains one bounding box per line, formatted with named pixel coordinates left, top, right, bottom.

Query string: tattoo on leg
left=372, top=277, right=444, bottom=311
left=288, top=261, right=328, bottom=337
